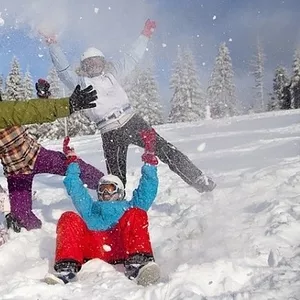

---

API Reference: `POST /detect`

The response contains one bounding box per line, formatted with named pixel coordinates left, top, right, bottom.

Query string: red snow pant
left=55, top=208, right=153, bottom=266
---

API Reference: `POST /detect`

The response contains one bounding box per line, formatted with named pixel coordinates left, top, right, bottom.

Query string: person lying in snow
left=0, top=79, right=97, bottom=128
left=41, top=19, right=216, bottom=195
left=1, top=79, right=103, bottom=232
left=45, top=129, right=160, bottom=286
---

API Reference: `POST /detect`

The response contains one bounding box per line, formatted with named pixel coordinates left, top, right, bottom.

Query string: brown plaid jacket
left=0, top=126, right=41, bottom=176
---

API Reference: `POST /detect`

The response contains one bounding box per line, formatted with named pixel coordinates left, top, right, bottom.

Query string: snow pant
left=55, top=208, right=153, bottom=268
left=102, top=113, right=204, bottom=188
left=7, top=147, right=104, bottom=231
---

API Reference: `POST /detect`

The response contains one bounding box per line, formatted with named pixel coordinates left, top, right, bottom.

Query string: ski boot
left=193, top=174, right=216, bottom=193
left=5, top=213, right=21, bottom=233
left=124, top=254, right=160, bottom=286
left=43, top=260, right=81, bottom=285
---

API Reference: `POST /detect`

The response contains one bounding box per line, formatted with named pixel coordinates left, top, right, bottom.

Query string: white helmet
left=97, top=174, right=125, bottom=201
left=81, top=47, right=105, bottom=62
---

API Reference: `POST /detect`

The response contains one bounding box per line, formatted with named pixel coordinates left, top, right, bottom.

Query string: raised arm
left=40, top=33, right=78, bottom=90
left=130, top=129, right=159, bottom=211
left=113, top=19, right=156, bottom=79
left=63, top=162, right=96, bottom=220
left=48, top=43, right=78, bottom=90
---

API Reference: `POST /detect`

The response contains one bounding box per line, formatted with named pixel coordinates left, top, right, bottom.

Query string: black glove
left=69, top=85, right=97, bottom=114
left=36, top=79, right=51, bottom=99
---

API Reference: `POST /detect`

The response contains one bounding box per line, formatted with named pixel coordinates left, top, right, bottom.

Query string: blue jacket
left=63, top=163, right=158, bottom=231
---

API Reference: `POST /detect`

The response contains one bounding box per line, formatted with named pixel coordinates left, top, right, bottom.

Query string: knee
left=57, top=211, right=83, bottom=228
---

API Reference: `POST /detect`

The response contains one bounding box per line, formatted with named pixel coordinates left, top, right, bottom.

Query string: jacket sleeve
left=0, top=98, right=70, bottom=128
left=63, top=162, right=94, bottom=219
left=48, top=43, right=78, bottom=90
left=129, top=164, right=158, bottom=211
left=113, top=34, right=150, bottom=79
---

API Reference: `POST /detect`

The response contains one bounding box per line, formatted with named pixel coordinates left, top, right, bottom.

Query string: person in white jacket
left=42, top=19, right=216, bottom=194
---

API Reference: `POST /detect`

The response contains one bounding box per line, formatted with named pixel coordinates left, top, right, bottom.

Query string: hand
left=35, top=79, right=51, bottom=99
left=141, top=152, right=158, bottom=165
left=141, top=19, right=156, bottom=38
left=39, top=30, right=57, bottom=44
left=69, top=85, right=97, bottom=114
left=140, top=129, right=158, bottom=165
left=63, top=136, right=78, bottom=165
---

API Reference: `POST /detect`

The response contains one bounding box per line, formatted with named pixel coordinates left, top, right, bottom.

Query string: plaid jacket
left=0, top=126, right=41, bottom=176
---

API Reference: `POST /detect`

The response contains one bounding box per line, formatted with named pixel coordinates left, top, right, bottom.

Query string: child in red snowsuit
left=47, top=129, right=160, bottom=286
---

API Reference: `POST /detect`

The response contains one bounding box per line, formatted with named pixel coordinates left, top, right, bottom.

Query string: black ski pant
left=101, top=114, right=203, bottom=188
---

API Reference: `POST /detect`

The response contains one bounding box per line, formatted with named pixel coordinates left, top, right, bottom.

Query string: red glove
left=141, top=19, right=156, bottom=38
left=140, top=129, right=158, bottom=165
left=63, top=136, right=78, bottom=165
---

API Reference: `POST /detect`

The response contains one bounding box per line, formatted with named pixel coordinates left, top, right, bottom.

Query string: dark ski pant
left=102, top=114, right=203, bottom=188
left=7, top=147, right=103, bottom=231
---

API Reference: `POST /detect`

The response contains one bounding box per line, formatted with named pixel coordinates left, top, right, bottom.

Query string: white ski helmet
left=81, top=47, right=105, bottom=62
left=97, top=174, right=125, bottom=201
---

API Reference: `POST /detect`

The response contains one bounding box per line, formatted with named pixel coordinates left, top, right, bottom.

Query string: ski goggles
left=98, top=183, right=118, bottom=195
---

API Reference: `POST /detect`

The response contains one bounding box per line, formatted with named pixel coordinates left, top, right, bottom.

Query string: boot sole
left=135, top=262, right=160, bottom=286
left=41, top=273, right=65, bottom=285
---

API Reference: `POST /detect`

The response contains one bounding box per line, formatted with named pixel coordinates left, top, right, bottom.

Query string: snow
left=197, top=142, right=206, bottom=152
left=1, top=109, right=300, bottom=299
left=0, top=13, right=4, bottom=26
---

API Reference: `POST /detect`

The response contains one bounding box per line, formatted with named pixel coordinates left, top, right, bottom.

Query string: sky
left=1, top=108, right=300, bottom=298
left=0, top=0, right=299, bottom=113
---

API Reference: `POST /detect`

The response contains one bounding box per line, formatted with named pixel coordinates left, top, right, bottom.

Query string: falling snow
left=103, top=244, right=111, bottom=252
left=197, top=142, right=206, bottom=152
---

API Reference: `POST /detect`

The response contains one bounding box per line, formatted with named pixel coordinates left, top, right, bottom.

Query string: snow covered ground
left=1, top=109, right=300, bottom=299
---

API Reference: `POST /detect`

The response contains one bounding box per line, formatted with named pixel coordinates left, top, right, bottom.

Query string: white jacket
left=48, top=35, right=149, bottom=132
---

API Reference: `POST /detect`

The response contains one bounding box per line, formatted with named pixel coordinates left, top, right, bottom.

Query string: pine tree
left=5, top=56, right=23, bottom=101
left=183, top=48, right=207, bottom=120
left=268, top=66, right=290, bottom=111
left=291, top=49, right=300, bottom=109
left=47, top=67, right=61, bottom=98
left=22, top=68, right=34, bottom=99
left=207, top=42, right=238, bottom=118
left=127, top=66, right=164, bottom=125
left=250, top=39, right=266, bottom=112
left=169, top=47, right=206, bottom=123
